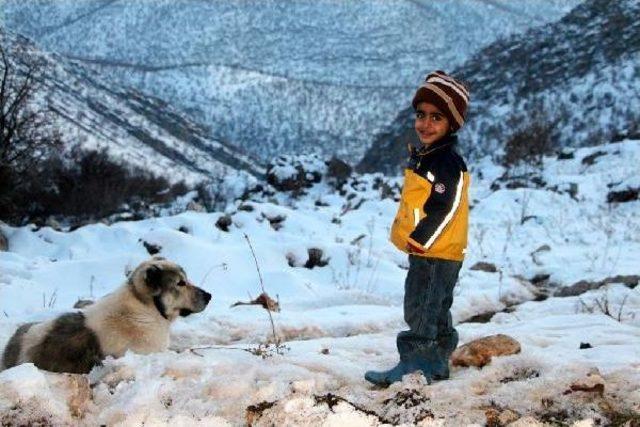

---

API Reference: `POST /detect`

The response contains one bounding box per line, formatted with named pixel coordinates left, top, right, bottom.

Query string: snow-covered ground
left=1, top=140, right=639, bottom=425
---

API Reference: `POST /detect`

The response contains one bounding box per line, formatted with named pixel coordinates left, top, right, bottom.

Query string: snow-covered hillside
left=360, top=0, right=640, bottom=174
left=3, top=0, right=581, bottom=161
left=0, top=29, right=262, bottom=185
left=1, top=139, right=638, bottom=425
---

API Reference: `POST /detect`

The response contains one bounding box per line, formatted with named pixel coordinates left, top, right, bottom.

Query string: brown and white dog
left=1, top=257, right=211, bottom=374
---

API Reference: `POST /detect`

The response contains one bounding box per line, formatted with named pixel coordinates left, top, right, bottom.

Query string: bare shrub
left=502, top=111, right=555, bottom=170
left=0, top=41, right=62, bottom=222
left=325, top=156, right=352, bottom=189
left=577, top=290, right=630, bottom=322
left=30, top=148, right=187, bottom=223
left=5, top=148, right=187, bottom=226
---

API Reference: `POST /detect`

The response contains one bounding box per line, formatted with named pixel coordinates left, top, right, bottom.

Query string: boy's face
left=414, top=102, right=450, bottom=146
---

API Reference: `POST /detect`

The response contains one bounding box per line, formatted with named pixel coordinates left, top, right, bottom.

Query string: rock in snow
left=451, top=334, right=522, bottom=368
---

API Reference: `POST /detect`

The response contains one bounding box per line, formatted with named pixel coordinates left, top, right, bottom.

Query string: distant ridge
left=1, top=29, right=264, bottom=184
left=4, top=0, right=580, bottom=162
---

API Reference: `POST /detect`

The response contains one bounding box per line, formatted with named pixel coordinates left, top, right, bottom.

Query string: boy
left=365, top=71, right=470, bottom=386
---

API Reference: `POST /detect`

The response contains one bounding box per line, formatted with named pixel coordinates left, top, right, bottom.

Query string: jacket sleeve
left=409, top=158, right=463, bottom=249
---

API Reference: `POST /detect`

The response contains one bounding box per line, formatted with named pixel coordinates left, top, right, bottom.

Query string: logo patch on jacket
left=434, top=183, right=446, bottom=194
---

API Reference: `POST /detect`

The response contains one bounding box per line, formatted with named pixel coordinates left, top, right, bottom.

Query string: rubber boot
left=365, top=333, right=440, bottom=385
left=432, top=330, right=459, bottom=380
left=364, top=354, right=435, bottom=387
left=364, top=361, right=409, bottom=387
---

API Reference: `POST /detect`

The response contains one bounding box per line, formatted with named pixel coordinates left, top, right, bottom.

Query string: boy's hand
left=406, top=241, right=425, bottom=254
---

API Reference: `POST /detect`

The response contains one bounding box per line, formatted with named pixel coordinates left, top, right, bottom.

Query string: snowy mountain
left=359, top=0, right=640, bottom=174
left=0, top=29, right=263, bottom=184
left=1, top=138, right=638, bottom=425
left=3, top=0, right=581, bottom=161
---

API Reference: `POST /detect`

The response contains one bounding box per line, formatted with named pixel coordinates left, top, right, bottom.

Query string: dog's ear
left=145, top=264, right=164, bottom=290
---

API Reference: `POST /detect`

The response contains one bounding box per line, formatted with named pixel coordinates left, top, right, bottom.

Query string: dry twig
left=243, top=233, right=285, bottom=353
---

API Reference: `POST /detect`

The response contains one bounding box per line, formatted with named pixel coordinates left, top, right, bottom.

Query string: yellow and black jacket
left=390, top=135, right=470, bottom=261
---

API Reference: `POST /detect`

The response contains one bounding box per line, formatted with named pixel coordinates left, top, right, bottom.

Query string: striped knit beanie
left=412, top=70, right=470, bottom=133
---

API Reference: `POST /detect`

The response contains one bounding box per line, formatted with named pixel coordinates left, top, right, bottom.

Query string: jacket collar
left=416, top=134, right=458, bottom=156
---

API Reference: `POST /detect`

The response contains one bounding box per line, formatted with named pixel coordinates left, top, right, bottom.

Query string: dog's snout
left=200, top=289, right=212, bottom=305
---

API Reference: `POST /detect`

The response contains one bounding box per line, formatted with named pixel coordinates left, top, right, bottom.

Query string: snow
left=1, top=140, right=639, bottom=425
left=0, top=363, right=70, bottom=424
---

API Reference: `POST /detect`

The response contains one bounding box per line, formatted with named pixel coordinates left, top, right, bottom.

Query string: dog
left=1, top=257, right=211, bottom=374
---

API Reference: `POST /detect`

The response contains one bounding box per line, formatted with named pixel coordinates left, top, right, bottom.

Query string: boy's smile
left=414, top=102, right=451, bottom=146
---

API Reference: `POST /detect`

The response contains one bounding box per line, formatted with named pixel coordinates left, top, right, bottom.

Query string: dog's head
left=129, top=257, right=212, bottom=321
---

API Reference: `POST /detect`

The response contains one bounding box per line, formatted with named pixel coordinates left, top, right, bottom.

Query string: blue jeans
left=397, top=255, right=461, bottom=377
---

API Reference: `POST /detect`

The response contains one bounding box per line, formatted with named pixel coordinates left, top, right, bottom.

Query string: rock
left=262, top=213, right=286, bottom=231
left=246, top=401, right=276, bottom=427
left=603, top=274, right=640, bottom=289
left=451, top=334, right=521, bottom=368
left=186, top=201, right=205, bottom=212
left=499, top=367, right=540, bottom=384
left=555, top=280, right=601, bottom=297
left=287, top=249, right=330, bottom=269
left=607, top=188, right=639, bottom=203
left=566, top=371, right=605, bottom=396
left=462, top=311, right=498, bottom=324
left=266, top=155, right=324, bottom=193
left=485, top=408, right=500, bottom=427
left=518, top=273, right=553, bottom=301
left=304, top=248, right=329, bottom=269
left=497, top=174, right=546, bottom=190
left=0, top=228, right=7, bottom=251
left=140, top=240, right=162, bottom=255
left=557, top=148, right=575, bottom=160
left=470, top=261, right=498, bottom=273
left=215, top=215, right=233, bottom=232
left=557, top=275, right=640, bottom=297
left=73, top=299, right=94, bottom=309
left=286, top=252, right=298, bottom=267
left=499, top=409, right=520, bottom=425
left=45, top=216, right=62, bottom=230
left=507, top=416, right=544, bottom=427
left=581, top=150, right=607, bottom=166
left=579, top=342, right=592, bottom=349
left=485, top=408, right=520, bottom=427
left=555, top=182, right=578, bottom=200
left=530, top=273, right=551, bottom=285
left=566, top=183, right=579, bottom=200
